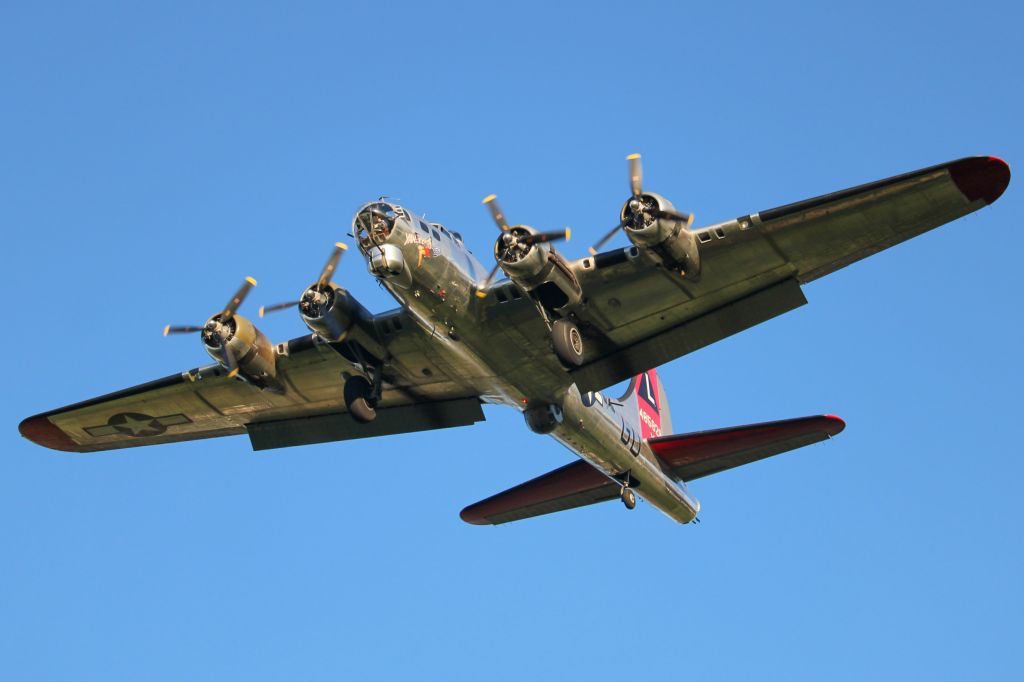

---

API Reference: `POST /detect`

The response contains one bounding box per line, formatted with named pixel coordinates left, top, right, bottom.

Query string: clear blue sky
left=2, top=2, right=1020, bottom=680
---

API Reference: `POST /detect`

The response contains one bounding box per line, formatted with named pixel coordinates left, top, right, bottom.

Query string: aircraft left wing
left=20, top=332, right=483, bottom=453
left=569, top=156, right=1010, bottom=392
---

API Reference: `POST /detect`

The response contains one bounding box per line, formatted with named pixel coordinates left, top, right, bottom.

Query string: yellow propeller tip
left=336, top=242, right=347, bottom=250
left=587, top=247, right=597, bottom=256
left=564, top=228, right=571, bottom=241
left=482, top=194, right=497, bottom=204
left=246, top=276, right=258, bottom=286
left=227, top=368, right=240, bottom=379
left=626, top=153, right=641, bottom=160
left=474, top=290, right=488, bottom=299
left=258, top=306, right=265, bottom=318
left=162, top=325, right=170, bottom=336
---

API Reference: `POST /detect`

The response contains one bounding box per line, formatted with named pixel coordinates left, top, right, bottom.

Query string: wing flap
left=461, top=460, right=619, bottom=525
left=571, top=277, right=806, bottom=393
left=247, top=398, right=484, bottom=450
left=648, top=415, right=845, bottom=481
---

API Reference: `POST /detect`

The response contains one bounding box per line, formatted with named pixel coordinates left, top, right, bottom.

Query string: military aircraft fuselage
left=352, top=201, right=700, bottom=523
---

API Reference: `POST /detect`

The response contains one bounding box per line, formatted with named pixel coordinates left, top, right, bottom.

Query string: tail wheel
left=621, top=487, right=637, bottom=510
left=344, top=375, right=377, bottom=423
left=551, top=319, right=585, bottom=367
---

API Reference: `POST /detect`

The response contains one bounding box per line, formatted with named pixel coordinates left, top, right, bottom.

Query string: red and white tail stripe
left=633, top=368, right=671, bottom=439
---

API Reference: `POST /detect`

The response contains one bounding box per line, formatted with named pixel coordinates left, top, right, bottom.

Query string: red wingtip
left=459, top=506, right=490, bottom=526
left=18, top=414, right=80, bottom=452
left=822, top=415, right=847, bottom=436
left=948, top=156, right=1011, bottom=205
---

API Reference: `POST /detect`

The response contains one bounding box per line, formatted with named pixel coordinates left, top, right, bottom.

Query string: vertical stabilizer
left=631, top=368, right=671, bottom=439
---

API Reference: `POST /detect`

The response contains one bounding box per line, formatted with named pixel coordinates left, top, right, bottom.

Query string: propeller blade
left=222, top=277, right=257, bottom=321
left=587, top=221, right=625, bottom=255
left=258, top=301, right=301, bottom=318
left=627, top=153, right=643, bottom=196
left=482, top=194, right=510, bottom=231
left=474, top=261, right=504, bottom=298
left=163, top=324, right=203, bottom=336
left=658, top=207, right=695, bottom=227
left=317, top=242, right=347, bottom=287
left=523, top=228, right=571, bottom=246
left=222, top=342, right=239, bottom=379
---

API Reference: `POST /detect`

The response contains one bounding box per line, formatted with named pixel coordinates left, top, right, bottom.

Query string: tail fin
left=626, top=368, right=673, bottom=439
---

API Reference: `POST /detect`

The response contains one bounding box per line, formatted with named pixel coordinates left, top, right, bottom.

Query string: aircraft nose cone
left=354, top=202, right=399, bottom=251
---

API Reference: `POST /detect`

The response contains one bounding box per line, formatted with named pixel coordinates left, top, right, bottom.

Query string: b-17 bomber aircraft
left=19, top=154, right=1010, bottom=525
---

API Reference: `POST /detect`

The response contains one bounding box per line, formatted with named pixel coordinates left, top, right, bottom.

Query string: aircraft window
left=432, top=228, right=441, bottom=240
left=495, top=288, right=508, bottom=303
left=418, top=220, right=430, bottom=234
left=355, top=204, right=396, bottom=247
left=451, top=232, right=464, bottom=243
left=355, top=223, right=371, bottom=248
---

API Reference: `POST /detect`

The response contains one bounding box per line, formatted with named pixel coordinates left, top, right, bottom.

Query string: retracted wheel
left=621, top=487, right=636, bottom=510
left=344, top=375, right=377, bottom=423
left=551, top=318, right=585, bottom=367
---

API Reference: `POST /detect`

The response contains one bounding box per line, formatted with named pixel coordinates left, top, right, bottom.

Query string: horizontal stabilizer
left=460, top=460, right=619, bottom=525
left=648, top=415, right=845, bottom=481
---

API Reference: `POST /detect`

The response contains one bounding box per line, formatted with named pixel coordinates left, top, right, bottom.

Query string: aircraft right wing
left=569, top=156, right=1010, bottom=392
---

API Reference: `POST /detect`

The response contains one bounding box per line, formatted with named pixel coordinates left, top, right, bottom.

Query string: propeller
left=628, top=152, right=643, bottom=197
left=475, top=195, right=570, bottom=298
left=587, top=153, right=695, bottom=255
left=163, top=276, right=258, bottom=378
left=259, top=242, right=348, bottom=318
left=482, top=194, right=510, bottom=231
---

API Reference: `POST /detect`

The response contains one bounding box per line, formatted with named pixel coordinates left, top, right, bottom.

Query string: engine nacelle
left=497, top=227, right=582, bottom=312
left=202, top=314, right=278, bottom=383
left=298, top=282, right=358, bottom=342
left=293, top=282, right=388, bottom=360
left=621, top=192, right=701, bottom=279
